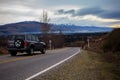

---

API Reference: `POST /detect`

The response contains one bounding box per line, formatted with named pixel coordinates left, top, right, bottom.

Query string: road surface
left=0, top=47, right=80, bottom=80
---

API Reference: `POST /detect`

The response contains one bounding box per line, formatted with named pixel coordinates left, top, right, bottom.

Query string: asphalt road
left=0, top=47, right=80, bottom=80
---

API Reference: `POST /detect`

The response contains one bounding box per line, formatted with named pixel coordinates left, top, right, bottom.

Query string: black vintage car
left=7, top=34, right=46, bottom=56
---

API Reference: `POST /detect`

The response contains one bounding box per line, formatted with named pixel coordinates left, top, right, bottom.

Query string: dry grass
left=101, top=52, right=120, bottom=78
left=33, top=50, right=120, bottom=80
left=0, top=47, right=8, bottom=55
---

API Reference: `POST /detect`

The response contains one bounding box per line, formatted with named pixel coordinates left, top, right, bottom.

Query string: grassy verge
left=33, top=50, right=120, bottom=80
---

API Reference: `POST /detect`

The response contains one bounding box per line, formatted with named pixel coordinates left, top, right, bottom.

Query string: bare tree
left=40, top=10, right=50, bottom=23
left=40, top=10, right=51, bottom=34
left=39, top=10, right=52, bottom=48
left=39, top=10, right=65, bottom=49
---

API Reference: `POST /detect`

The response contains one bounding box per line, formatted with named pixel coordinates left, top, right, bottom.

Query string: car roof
left=8, top=33, right=25, bottom=35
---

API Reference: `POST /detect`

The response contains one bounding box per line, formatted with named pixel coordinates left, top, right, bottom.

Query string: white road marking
left=25, top=49, right=80, bottom=80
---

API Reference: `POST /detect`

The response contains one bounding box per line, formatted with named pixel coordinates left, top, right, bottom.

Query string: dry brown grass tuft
left=0, top=47, right=8, bottom=55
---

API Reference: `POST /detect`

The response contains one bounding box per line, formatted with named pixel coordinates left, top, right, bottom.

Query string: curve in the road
left=25, top=49, right=80, bottom=80
left=0, top=47, right=80, bottom=80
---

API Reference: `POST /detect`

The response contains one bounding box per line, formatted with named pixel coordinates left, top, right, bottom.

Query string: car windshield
left=8, top=35, right=25, bottom=40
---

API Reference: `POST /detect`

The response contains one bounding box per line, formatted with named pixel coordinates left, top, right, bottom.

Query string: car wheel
left=28, top=48, right=34, bottom=55
left=10, top=51, right=17, bottom=56
left=41, top=48, right=46, bottom=54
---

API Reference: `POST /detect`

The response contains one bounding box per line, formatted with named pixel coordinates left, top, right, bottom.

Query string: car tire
left=10, top=51, right=17, bottom=56
left=28, top=48, right=34, bottom=55
left=41, top=48, right=46, bottom=54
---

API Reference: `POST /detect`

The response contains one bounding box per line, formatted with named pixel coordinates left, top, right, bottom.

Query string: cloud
left=57, top=9, right=64, bottom=14
left=0, top=7, right=36, bottom=18
left=56, top=9, right=75, bottom=15
left=56, top=6, right=120, bottom=20
left=55, top=6, right=120, bottom=27
left=99, top=11, right=120, bottom=19
left=75, top=7, right=120, bottom=20
left=56, top=7, right=104, bottom=16
left=0, top=0, right=36, bottom=5
left=0, top=0, right=120, bottom=27
left=64, top=9, right=75, bottom=14
left=75, top=7, right=105, bottom=16
left=111, top=24, right=120, bottom=28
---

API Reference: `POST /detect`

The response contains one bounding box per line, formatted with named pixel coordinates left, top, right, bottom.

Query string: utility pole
left=49, top=40, right=52, bottom=50
left=87, top=37, right=90, bottom=48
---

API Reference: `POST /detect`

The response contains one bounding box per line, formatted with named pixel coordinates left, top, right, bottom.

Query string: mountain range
left=0, top=21, right=113, bottom=35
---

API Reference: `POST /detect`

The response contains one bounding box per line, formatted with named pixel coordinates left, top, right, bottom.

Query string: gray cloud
left=75, top=7, right=120, bottom=19
left=99, top=11, right=120, bottom=19
left=57, top=6, right=120, bottom=20
left=56, top=7, right=104, bottom=16
left=75, top=7, right=104, bottom=16
left=57, top=9, right=75, bottom=15
left=64, top=9, right=75, bottom=14
left=57, top=9, right=64, bottom=14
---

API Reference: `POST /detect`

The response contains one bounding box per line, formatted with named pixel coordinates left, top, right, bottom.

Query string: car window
left=15, top=35, right=25, bottom=40
left=32, top=35, right=36, bottom=41
left=35, top=36, right=39, bottom=41
left=8, top=35, right=15, bottom=40
left=8, top=35, right=25, bottom=40
left=26, top=35, right=31, bottom=40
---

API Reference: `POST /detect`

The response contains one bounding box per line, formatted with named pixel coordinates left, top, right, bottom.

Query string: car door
left=32, top=35, right=41, bottom=51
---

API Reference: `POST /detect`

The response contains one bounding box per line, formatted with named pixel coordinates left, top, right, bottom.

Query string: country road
left=0, top=47, right=80, bottom=80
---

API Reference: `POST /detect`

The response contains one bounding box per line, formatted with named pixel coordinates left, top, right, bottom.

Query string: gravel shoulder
left=33, top=50, right=120, bottom=80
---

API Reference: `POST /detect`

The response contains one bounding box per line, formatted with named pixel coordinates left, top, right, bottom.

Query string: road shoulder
left=33, top=50, right=120, bottom=80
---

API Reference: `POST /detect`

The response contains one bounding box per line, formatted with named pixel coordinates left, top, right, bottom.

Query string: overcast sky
left=0, top=0, right=120, bottom=27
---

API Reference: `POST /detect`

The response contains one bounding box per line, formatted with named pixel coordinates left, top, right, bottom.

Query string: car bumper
left=8, top=48, right=28, bottom=52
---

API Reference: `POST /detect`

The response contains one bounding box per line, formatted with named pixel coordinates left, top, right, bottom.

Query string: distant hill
left=0, top=21, right=113, bottom=35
